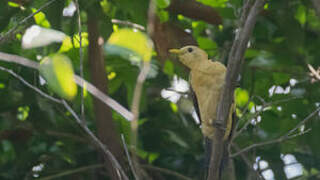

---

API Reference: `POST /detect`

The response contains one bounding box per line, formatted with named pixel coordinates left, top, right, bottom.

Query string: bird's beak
left=169, top=49, right=182, bottom=54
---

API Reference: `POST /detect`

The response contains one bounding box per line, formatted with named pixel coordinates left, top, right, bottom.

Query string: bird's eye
left=187, top=48, right=193, bottom=53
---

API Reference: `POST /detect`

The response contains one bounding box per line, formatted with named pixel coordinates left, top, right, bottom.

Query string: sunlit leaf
left=32, top=8, right=51, bottom=28
left=39, top=54, right=77, bottom=100
left=107, top=28, right=153, bottom=62
left=7, top=1, right=19, bottom=8
left=17, top=106, right=30, bottom=121
left=197, top=0, right=228, bottom=8
left=235, top=88, right=249, bottom=107
left=59, top=32, right=89, bottom=52
left=22, top=25, right=66, bottom=49
left=295, top=5, right=306, bottom=26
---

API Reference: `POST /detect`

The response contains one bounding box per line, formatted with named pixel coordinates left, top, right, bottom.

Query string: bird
left=169, top=45, right=234, bottom=141
left=169, top=45, right=235, bottom=178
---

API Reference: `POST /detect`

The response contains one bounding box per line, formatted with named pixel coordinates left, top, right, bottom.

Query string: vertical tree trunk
left=87, top=14, right=124, bottom=180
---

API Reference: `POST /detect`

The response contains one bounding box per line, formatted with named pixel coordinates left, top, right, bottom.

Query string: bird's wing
left=190, top=85, right=201, bottom=124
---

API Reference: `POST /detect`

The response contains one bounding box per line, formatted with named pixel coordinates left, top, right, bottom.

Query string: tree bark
left=167, top=0, right=222, bottom=25
left=87, top=14, right=124, bottom=180
left=207, top=0, right=265, bottom=179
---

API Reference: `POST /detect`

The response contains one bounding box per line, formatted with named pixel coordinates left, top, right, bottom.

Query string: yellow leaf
left=32, top=8, right=51, bottom=28
left=39, top=54, right=77, bottom=100
left=107, top=28, right=153, bottom=62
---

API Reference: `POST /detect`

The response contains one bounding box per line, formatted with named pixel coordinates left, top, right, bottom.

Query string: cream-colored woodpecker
left=169, top=45, right=234, bottom=140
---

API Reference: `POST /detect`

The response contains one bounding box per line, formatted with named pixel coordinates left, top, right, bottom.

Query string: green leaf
left=32, top=8, right=51, bottom=28
left=272, top=73, right=290, bottom=85
left=197, top=0, right=228, bottom=8
left=107, top=28, right=153, bottom=62
left=163, top=60, right=174, bottom=76
left=17, top=106, right=30, bottom=121
left=39, top=54, right=77, bottom=100
left=235, top=88, right=249, bottom=107
left=156, top=0, right=170, bottom=8
left=59, top=32, right=89, bottom=52
left=156, top=9, right=169, bottom=23
left=295, top=5, right=306, bottom=26
left=197, top=37, right=217, bottom=50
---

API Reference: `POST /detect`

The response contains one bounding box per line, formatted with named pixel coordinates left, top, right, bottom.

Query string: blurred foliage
left=0, top=0, right=320, bottom=180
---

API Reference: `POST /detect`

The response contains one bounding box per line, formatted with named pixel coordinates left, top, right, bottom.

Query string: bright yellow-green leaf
left=59, top=33, right=89, bottom=52
left=235, top=88, right=249, bottom=107
left=295, top=5, right=306, bottom=26
left=17, top=106, right=30, bottom=121
left=32, top=8, right=51, bottom=28
left=100, top=0, right=111, bottom=14
left=108, top=72, right=116, bottom=80
left=39, top=54, right=77, bottom=100
left=73, top=32, right=89, bottom=48
left=107, top=28, right=153, bottom=62
left=113, top=24, right=119, bottom=32
left=8, top=1, right=19, bottom=8
left=59, top=36, right=73, bottom=52
left=0, top=83, right=5, bottom=89
left=170, top=102, right=178, bottom=113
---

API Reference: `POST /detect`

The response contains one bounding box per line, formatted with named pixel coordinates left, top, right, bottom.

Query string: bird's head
left=169, top=46, right=208, bottom=69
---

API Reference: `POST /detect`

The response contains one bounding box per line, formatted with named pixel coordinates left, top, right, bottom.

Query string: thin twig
left=130, top=61, right=150, bottom=180
left=141, top=165, right=193, bottom=180
left=0, top=66, right=60, bottom=103
left=231, top=106, right=320, bottom=158
left=121, top=134, right=139, bottom=180
left=0, top=51, right=134, bottom=120
left=0, top=0, right=58, bottom=44
left=46, top=130, right=87, bottom=143
left=234, top=96, right=299, bottom=139
left=111, top=19, right=145, bottom=31
left=38, top=164, right=104, bottom=180
left=308, top=64, right=320, bottom=80
left=62, top=100, right=129, bottom=180
left=232, top=143, right=264, bottom=180
left=0, top=66, right=129, bottom=180
left=74, top=0, right=85, bottom=122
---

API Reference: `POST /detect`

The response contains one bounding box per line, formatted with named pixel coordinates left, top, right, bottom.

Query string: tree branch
left=111, top=19, right=145, bottom=31
left=0, top=66, right=129, bottom=180
left=0, top=51, right=133, bottom=120
left=231, top=106, right=320, bottom=157
left=311, top=0, right=320, bottom=18
left=0, top=0, right=59, bottom=44
left=141, top=165, right=193, bottom=180
left=167, top=0, right=222, bottom=25
left=74, top=0, right=85, bottom=121
left=38, top=164, right=104, bottom=180
left=233, top=96, right=299, bottom=139
left=207, top=0, right=265, bottom=179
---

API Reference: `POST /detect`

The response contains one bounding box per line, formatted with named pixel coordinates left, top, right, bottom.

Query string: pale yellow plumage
left=169, top=46, right=233, bottom=140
